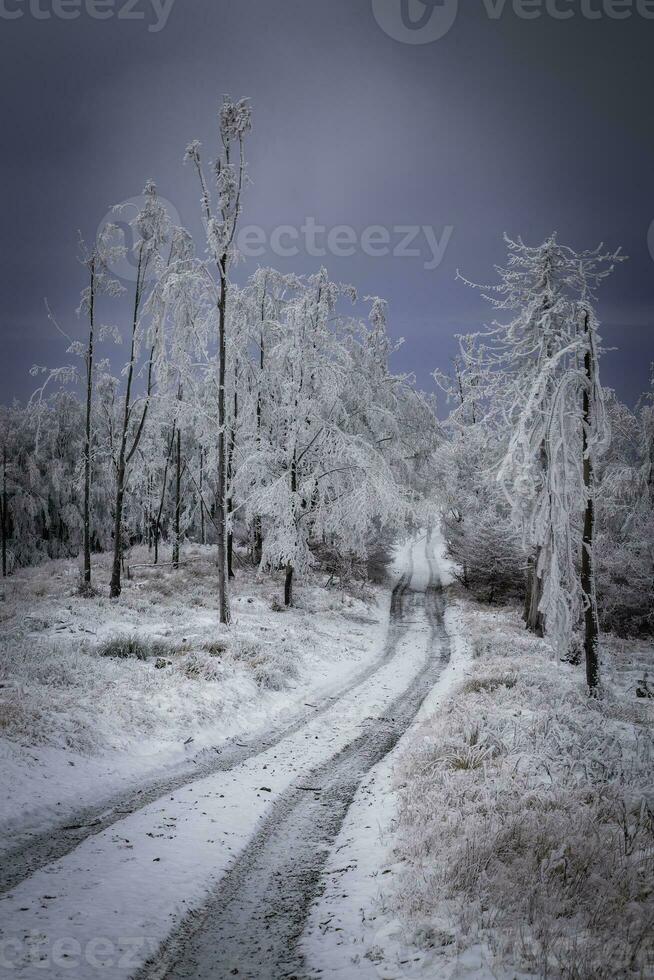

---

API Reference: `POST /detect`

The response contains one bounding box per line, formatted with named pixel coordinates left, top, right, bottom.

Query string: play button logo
left=372, top=0, right=459, bottom=43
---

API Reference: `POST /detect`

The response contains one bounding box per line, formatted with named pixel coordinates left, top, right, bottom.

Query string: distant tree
left=595, top=378, right=654, bottom=637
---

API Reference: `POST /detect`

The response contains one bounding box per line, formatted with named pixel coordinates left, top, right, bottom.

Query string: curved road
left=136, top=540, right=450, bottom=980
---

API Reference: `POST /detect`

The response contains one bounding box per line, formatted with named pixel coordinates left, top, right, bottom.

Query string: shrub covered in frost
left=230, top=638, right=300, bottom=691
left=98, top=635, right=180, bottom=661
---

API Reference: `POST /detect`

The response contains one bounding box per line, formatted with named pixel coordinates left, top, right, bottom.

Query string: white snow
left=0, top=546, right=389, bottom=853
left=0, top=543, right=432, bottom=980
left=301, top=543, right=653, bottom=979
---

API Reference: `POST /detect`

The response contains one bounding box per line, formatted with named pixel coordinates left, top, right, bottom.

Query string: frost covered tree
left=458, top=235, right=584, bottom=633
left=109, top=182, right=173, bottom=598
left=148, top=226, right=211, bottom=568
left=184, top=96, right=251, bottom=624
left=1, top=394, right=89, bottom=569
left=235, top=272, right=409, bottom=606
left=458, top=234, right=624, bottom=686
left=434, top=351, right=523, bottom=602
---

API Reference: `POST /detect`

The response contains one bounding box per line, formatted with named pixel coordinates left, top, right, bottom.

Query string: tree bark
left=82, top=256, right=96, bottom=588
left=173, top=425, right=182, bottom=569
left=154, top=424, right=176, bottom=566
left=284, top=562, right=293, bottom=607
left=524, top=553, right=544, bottom=636
left=110, top=251, right=152, bottom=598
left=216, top=255, right=231, bottom=624
left=253, top=281, right=267, bottom=565
left=227, top=359, right=238, bottom=580
left=199, top=446, right=206, bottom=546
left=110, top=476, right=126, bottom=598
left=1, top=445, right=7, bottom=578
left=523, top=267, right=553, bottom=636
left=284, top=450, right=299, bottom=608
left=581, top=310, right=600, bottom=692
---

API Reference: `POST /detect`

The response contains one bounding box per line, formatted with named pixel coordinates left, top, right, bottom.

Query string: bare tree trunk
left=581, top=310, right=600, bottom=692
left=254, top=282, right=266, bottom=565
left=524, top=553, right=544, bottom=635
left=110, top=474, right=126, bottom=598
left=82, top=256, right=96, bottom=589
left=253, top=523, right=263, bottom=566
left=284, top=452, right=298, bottom=608
left=284, top=563, right=293, bottom=607
left=227, top=360, right=238, bottom=579
left=110, top=251, right=152, bottom=599
left=216, top=256, right=231, bottom=624
left=1, top=445, right=7, bottom=578
left=173, top=425, right=182, bottom=569
left=523, top=276, right=555, bottom=636
left=154, top=424, right=176, bottom=566
left=146, top=475, right=153, bottom=551
left=199, top=445, right=206, bottom=546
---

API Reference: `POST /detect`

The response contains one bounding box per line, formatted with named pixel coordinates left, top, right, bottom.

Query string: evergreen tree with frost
left=458, top=235, right=624, bottom=686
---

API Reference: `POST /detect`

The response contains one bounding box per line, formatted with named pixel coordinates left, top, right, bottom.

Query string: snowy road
left=0, top=541, right=456, bottom=980
left=135, top=541, right=451, bottom=980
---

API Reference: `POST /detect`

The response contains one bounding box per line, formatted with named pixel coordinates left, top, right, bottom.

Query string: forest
left=1, top=96, right=653, bottom=980
left=2, top=99, right=653, bottom=681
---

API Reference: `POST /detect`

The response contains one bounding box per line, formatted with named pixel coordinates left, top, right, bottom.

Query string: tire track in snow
left=0, top=560, right=414, bottom=897
left=137, top=541, right=449, bottom=980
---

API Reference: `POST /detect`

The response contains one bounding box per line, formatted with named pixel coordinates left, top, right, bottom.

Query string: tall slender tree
left=109, top=182, right=171, bottom=598
left=77, top=229, right=124, bottom=590
left=580, top=306, right=600, bottom=691
left=184, top=96, right=251, bottom=625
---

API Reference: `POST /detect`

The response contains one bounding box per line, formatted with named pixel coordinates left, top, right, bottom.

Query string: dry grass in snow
left=392, top=597, right=654, bottom=979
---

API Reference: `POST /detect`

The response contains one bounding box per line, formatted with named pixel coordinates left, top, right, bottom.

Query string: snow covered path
left=0, top=572, right=406, bottom=898
left=134, top=540, right=452, bottom=980
left=0, top=541, right=457, bottom=980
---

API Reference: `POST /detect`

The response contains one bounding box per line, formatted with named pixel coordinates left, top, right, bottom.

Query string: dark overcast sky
left=1, top=0, right=653, bottom=407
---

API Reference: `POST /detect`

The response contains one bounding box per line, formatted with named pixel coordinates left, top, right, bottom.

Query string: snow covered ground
left=0, top=545, right=389, bottom=852
left=303, top=588, right=654, bottom=980
left=0, top=538, right=450, bottom=979
left=2, top=535, right=651, bottom=980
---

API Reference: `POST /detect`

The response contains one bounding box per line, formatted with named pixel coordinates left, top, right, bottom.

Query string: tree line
left=0, top=100, right=436, bottom=615
left=2, top=98, right=651, bottom=695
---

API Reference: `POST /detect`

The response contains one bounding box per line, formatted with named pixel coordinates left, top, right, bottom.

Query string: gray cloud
left=1, top=0, right=652, bottom=407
